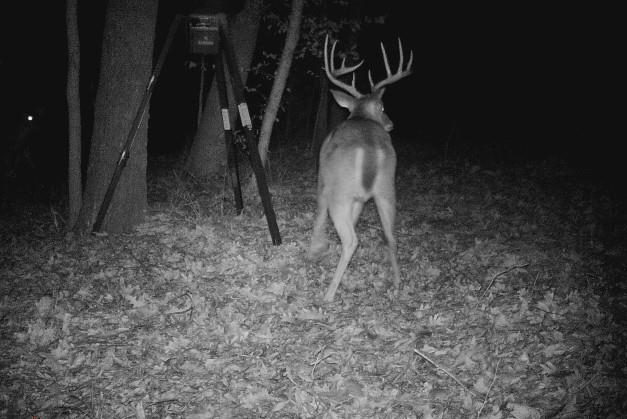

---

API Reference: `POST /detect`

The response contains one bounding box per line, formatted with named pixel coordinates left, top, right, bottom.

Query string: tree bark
left=184, top=0, right=263, bottom=178
left=75, top=0, right=158, bottom=233
left=327, top=1, right=364, bottom=134
left=312, top=67, right=329, bottom=166
left=257, top=0, right=304, bottom=167
left=66, top=0, right=82, bottom=229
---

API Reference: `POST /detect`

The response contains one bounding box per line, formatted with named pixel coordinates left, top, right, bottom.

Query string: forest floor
left=1, top=140, right=626, bottom=418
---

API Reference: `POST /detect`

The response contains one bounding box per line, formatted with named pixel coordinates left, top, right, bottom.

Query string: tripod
left=94, top=13, right=281, bottom=246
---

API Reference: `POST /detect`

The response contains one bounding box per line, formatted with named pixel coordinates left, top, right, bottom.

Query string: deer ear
left=330, top=89, right=356, bottom=112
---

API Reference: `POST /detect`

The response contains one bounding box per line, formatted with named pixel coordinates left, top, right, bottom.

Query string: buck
left=309, top=35, right=413, bottom=302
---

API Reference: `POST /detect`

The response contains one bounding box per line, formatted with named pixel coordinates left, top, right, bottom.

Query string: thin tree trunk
left=75, top=0, right=158, bottom=232
left=257, top=0, right=304, bottom=167
left=66, top=0, right=81, bottom=229
left=312, top=67, right=329, bottom=164
left=184, top=0, right=262, bottom=178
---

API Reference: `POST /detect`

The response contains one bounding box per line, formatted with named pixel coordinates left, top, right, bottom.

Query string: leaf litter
left=1, top=145, right=626, bottom=418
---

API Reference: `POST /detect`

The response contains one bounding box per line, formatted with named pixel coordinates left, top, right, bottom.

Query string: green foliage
left=258, top=0, right=367, bottom=74
left=246, top=0, right=387, bottom=134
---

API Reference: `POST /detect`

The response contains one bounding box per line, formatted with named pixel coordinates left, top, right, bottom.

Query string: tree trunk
left=327, top=0, right=364, bottom=135
left=66, top=0, right=81, bottom=230
left=184, top=0, right=263, bottom=178
left=312, top=67, right=329, bottom=166
left=75, top=0, right=158, bottom=233
left=257, top=0, right=304, bottom=167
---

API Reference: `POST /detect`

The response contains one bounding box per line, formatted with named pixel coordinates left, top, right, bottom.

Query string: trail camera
left=188, top=14, right=220, bottom=55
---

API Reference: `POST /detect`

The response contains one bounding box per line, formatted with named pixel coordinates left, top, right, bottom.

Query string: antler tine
left=381, top=42, right=391, bottom=77
left=371, top=37, right=414, bottom=92
left=323, top=34, right=364, bottom=98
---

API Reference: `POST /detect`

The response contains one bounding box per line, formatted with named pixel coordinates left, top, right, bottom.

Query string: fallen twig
left=477, top=358, right=500, bottom=418
left=413, top=348, right=478, bottom=397
left=480, top=263, right=530, bottom=300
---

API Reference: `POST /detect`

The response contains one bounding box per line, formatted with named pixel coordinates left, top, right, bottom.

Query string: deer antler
left=368, top=38, right=413, bottom=92
left=324, top=34, right=364, bottom=98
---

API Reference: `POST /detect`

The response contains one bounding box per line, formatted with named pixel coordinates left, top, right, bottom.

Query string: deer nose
left=384, top=121, right=394, bottom=132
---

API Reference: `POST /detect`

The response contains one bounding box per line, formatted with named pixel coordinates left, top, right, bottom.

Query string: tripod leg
left=215, top=53, right=243, bottom=213
left=93, top=14, right=183, bottom=232
left=197, top=56, right=206, bottom=132
left=219, top=25, right=282, bottom=245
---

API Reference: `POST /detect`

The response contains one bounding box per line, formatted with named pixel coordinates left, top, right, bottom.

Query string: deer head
left=309, top=35, right=413, bottom=302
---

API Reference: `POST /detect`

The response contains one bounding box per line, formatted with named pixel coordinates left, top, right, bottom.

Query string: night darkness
left=2, top=2, right=627, bottom=416
left=385, top=5, right=618, bottom=177
left=1, top=2, right=620, bottom=193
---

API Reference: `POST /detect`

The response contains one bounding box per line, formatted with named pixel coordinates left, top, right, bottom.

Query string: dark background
left=0, top=2, right=621, bottom=198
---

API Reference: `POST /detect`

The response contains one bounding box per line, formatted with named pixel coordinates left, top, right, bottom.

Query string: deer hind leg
left=374, top=186, right=401, bottom=295
left=308, top=191, right=330, bottom=260
left=324, top=198, right=363, bottom=302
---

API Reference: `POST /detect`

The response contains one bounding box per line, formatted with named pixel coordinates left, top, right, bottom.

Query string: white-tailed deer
left=309, top=35, right=413, bottom=302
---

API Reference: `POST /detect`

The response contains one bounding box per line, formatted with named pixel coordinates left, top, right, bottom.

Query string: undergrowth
left=1, top=140, right=625, bottom=418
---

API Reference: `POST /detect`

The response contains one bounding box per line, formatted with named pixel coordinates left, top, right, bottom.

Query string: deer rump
left=318, top=118, right=395, bottom=204
left=311, top=114, right=399, bottom=303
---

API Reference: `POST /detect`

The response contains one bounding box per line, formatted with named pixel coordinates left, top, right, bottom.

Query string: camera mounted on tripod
left=187, top=13, right=223, bottom=56
left=94, top=9, right=281, bottom=245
